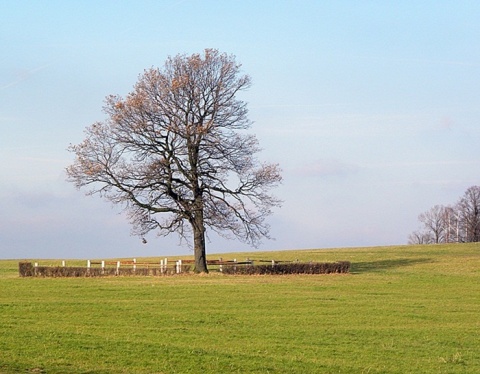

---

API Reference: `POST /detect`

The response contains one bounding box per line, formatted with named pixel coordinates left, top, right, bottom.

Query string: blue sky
left=1, top=1, right=480, bottom=259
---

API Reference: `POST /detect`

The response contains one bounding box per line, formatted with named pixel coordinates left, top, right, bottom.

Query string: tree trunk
left=192, top=210, right=208, bottom=273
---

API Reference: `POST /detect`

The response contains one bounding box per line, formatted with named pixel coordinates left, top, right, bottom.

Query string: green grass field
left=1, top=243, right=479, bottom=373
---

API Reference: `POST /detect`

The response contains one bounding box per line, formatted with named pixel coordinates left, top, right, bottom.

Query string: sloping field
left=1, top=243, right=479, bottom=373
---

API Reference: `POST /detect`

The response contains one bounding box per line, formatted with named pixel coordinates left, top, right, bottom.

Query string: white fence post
left=34, top=262, right=38, bottom=276
left=160, top=258, right=168, bottom=274
left=133, top=258, right=136, bottom=272
left=101, top=260, right=105, bottom=275
left=62, top=260, right=66, bottom=267
left=116, top=261, right=120, bottom=275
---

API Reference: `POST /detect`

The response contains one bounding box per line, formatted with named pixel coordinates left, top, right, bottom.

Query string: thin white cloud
left=19, top=156, right=68, bottom=164
left=363, top=160, right=480, bottom=169
left=0, top=145, right=58, bottom=152
left=295, top=159, right=360, bottom=178
left=0, top=63, right=53, bottom=90
left=357, top=54, right=480, bottom=68
left=398, top=57, right=479, bottom=68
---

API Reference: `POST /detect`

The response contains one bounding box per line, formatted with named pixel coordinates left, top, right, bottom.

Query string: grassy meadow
left=1, top=243, right=479, bottom=373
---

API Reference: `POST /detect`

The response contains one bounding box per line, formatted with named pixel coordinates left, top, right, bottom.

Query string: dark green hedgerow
left=18, top=261, right=349, bottom=277
left=221, top=261, right=351, bottom=275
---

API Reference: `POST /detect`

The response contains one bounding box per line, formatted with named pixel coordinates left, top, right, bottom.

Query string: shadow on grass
left=351, top=258, right=434, bottom=274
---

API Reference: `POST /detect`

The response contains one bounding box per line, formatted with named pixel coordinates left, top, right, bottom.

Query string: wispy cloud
left=364, top=160, right=480, bottom=169
left=19, top=156, right=67, bottom=164
left=0, top=63, right=53, bottom=90
left=398, top=57, right=479, bottom=68
left=358, top=54, right=480, bottom=68
left=0, top=145, right=58, bottom=152
left=294, top=159, right=360, bottom=178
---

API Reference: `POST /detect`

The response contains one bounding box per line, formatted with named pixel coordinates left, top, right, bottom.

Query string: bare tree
left=409, top=204, right=459, bottom=244
left=408, top=186, right=480, bottom=245
left=408, top=230, right=433, bottom=245
left=66, top=49, right=282, bottom=272
left=457, top=186, right=480, bottom=242
left=417, top=205, right=447, bottom=244
left=442, top=205, right=461, bottom=243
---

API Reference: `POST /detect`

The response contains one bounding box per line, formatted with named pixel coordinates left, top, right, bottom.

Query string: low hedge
left=18, top=262, right=190, bottom=277
left=18, top=261, right=350, bottom=277
left=221, top=261, right=351, bottom=275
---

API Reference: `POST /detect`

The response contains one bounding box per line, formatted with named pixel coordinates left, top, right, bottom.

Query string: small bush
left=19, top=262, right=34, bottom=277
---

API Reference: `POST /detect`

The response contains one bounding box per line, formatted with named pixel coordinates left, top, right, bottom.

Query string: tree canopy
left=67, top=49, right=282, bottom=272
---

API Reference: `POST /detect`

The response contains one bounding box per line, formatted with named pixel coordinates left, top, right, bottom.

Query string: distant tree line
left=408, top=186, right=480, bottom=244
